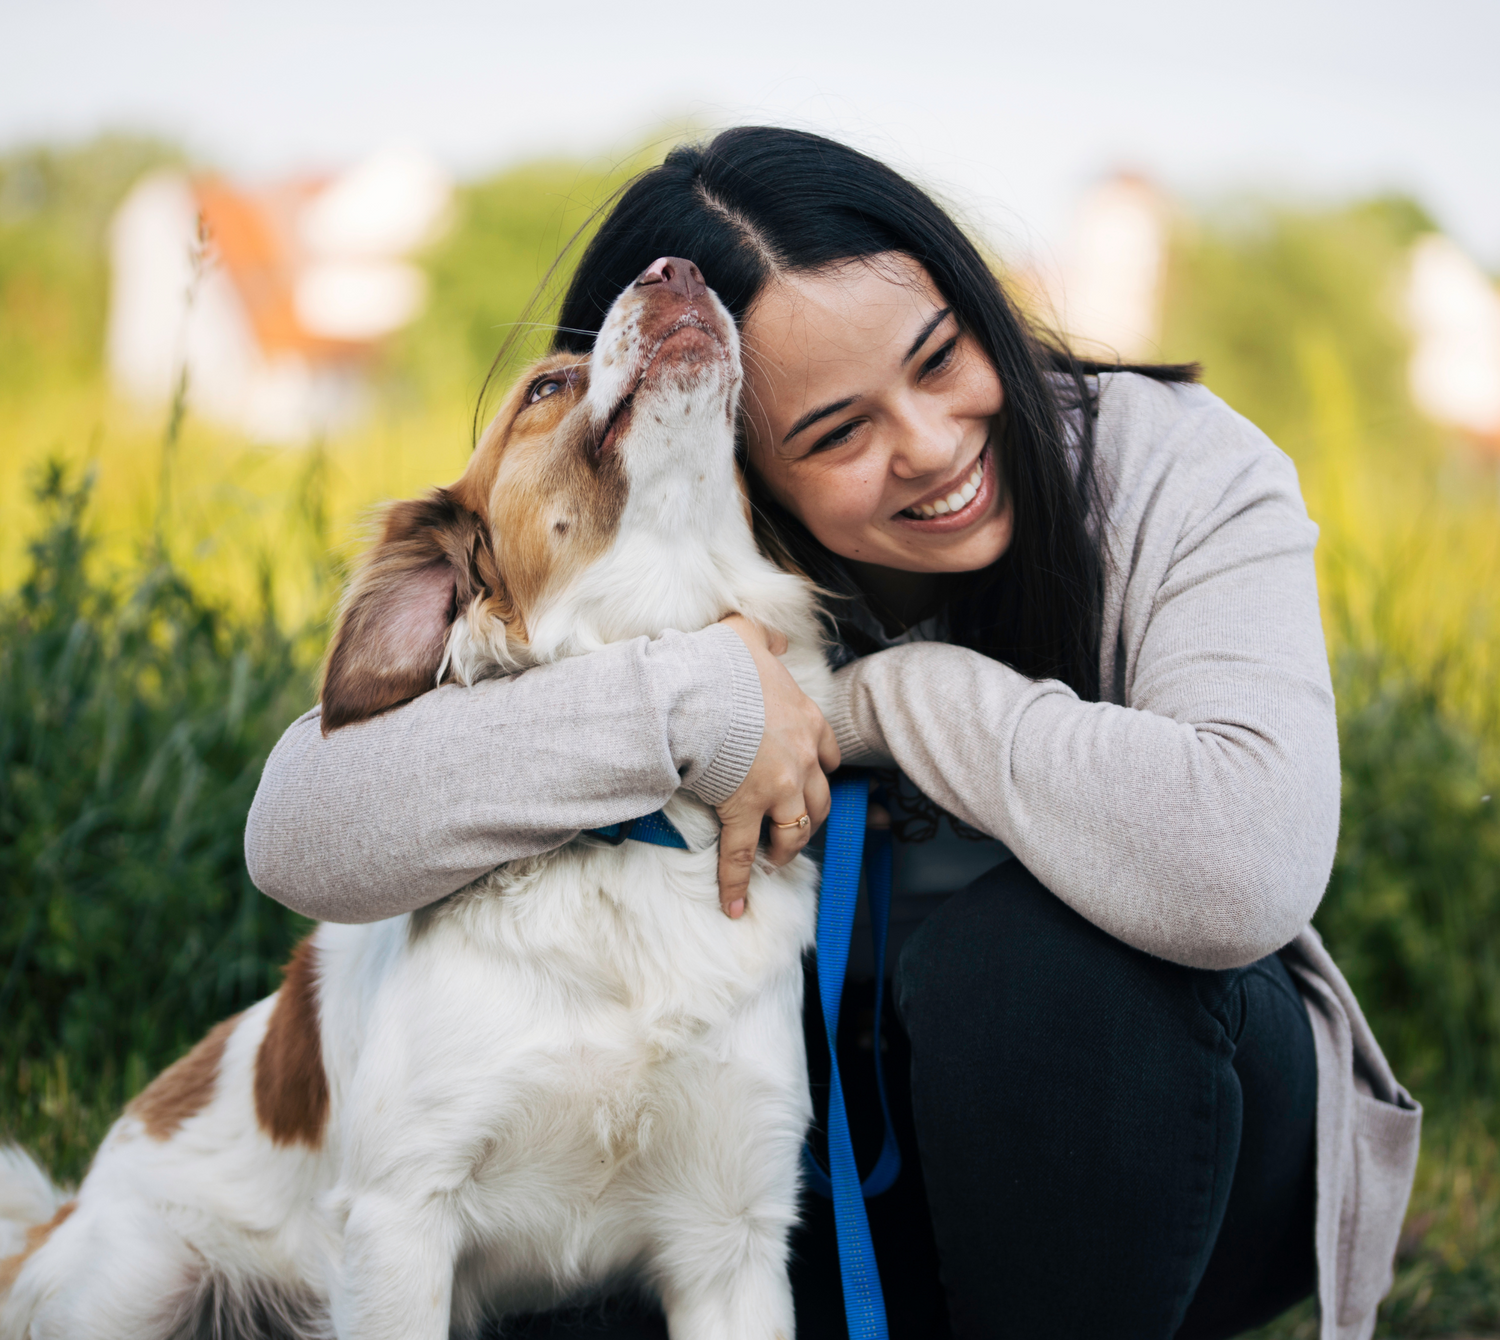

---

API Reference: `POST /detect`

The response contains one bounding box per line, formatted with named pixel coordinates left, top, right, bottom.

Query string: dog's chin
left=649, top=320, right=728, bottom=371
left=596, top=327, right=733, bottom=443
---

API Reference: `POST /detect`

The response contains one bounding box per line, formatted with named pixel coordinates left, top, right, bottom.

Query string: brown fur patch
left=0, top=1201, right=75, bottom=1293
left=254, top=938, right=329, bottom=1148
left=319, top=349, right=629, bottom=733
left=128, top=1015, right=238, bottom=1140
left=488, top=409, right=627, bottom=616
left=320, top=489, right=503, bottom=733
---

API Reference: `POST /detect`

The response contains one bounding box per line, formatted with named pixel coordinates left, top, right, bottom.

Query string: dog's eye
left=529, top=378, right=565, bottom=404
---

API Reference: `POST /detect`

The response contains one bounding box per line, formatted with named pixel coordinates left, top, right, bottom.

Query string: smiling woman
left=245, top=128, right=1419, bottom=1340
left=739, top=258, right=1012, bottom=592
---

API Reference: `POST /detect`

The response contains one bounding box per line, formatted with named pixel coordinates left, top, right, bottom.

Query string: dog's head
left=321, top=257, right=788, bottom=734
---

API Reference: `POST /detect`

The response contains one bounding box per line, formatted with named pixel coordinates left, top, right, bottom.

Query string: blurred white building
left=1026, top=173, right=1170, bottom=361
left=107, top=143, right=450, bottom=442
left=1405, top=233, right=1500, bottom=452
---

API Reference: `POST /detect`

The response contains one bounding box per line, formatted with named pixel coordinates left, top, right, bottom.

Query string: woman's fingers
left=721, top=766, right=829, bottom=911
left=766, top=803, right=813, bottom=866
left=763, top=765, right=831, bottom=865
left=716, top=808, right=760, bottom=919
left=818, top=716, right=841, bottom=775
left=808, top=766, right=833, bottom=832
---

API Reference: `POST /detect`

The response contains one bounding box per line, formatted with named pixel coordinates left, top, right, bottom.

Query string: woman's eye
left=529, top=379, right=565, bottom=403
left=809, top=420, right=861, bottom=454
left=920, top=339, right=958, bottom=379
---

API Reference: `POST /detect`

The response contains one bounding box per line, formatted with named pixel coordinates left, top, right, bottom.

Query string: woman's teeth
left=903, top=457, right=984, bottom=520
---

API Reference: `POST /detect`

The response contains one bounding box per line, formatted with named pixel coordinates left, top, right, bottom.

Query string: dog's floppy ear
left=320, top=488, right=499, bottom=734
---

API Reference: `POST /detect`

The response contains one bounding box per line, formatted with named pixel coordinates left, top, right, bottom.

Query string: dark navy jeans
left=505, top=859, right=1318, bottom=1339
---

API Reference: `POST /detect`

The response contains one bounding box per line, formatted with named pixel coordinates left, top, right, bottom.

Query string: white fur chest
left=313, top=820, right=818, bottom=1312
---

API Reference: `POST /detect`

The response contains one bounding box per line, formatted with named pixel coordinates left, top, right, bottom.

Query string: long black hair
left=539, top=127, right=1196, bottom=701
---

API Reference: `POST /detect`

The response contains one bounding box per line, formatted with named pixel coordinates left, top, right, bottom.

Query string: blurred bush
left=1325, top=659, right=1500, bottom=1099
left=0, top=137, right=180, bottom=394
left=393, top=156, right=640, bottom=407
left=1162, top=194, right=1440, bottom=459
left=0, top=461, right=316, bottom=1179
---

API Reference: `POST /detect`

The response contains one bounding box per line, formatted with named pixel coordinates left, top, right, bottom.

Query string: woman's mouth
left=898, top=445, right=992, bottom=524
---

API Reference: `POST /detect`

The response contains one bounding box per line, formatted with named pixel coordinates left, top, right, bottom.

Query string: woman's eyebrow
left=780, top=306, right=955, bottom=446
left=902, top=307, right=954, bottom=365
left=782, top=396, right=858, bottom=445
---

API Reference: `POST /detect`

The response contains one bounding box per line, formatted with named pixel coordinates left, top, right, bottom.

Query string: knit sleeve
left=245, top=623, right=762, bottom=923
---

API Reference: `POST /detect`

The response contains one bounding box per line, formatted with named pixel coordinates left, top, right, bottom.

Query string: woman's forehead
left=746, top=255, right=941, bottom=347
left=740, top=256, right=948, bottom=430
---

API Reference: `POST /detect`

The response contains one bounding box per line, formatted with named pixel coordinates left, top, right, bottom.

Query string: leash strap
left=803, top=774, right=900, bottom=1340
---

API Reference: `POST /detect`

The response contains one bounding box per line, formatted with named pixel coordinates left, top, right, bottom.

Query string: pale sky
left=5, top=0, right=1498, bottom=267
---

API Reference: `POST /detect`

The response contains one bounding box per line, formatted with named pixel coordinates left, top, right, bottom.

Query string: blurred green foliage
left=1326, top=659, right=1500, bottom=1100
left=393, top=157, right=638, bottom=410
left=0, top=137, right=181, bottom=394
left=1162, top=194, right=1441, bottom=460
left=0, top=461, right=315, bottom=1179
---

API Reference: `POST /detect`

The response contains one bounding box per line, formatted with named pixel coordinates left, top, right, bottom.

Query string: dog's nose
left=635, top=256, right=706, bottom=298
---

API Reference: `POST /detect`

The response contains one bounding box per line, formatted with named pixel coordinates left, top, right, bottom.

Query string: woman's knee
left=894, top=858, right=1226, bottom=1066
left=893, top=860, right=1247, bottom=1336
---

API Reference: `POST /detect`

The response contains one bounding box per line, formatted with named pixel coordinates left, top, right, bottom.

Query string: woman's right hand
left=716, top=615, right=840, bottom=919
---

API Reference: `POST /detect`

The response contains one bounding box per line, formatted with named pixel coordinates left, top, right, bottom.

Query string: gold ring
left=773, top=813, right=811, bottom=831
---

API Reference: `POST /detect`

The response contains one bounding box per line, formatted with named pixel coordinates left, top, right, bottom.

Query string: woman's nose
left=886, top=398, right=964, bottom=479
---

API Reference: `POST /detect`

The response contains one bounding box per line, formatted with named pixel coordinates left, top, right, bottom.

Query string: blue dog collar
left=586, top=810, right=690, bottom=850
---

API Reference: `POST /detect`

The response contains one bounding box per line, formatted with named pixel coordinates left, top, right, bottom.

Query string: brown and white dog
left=0, top=259, right=832, bottom=1340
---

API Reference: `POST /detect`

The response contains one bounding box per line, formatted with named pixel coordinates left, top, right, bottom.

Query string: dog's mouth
left=592, top=317, right=728, bottom=459
left=597, top=394, right=634, bottom=456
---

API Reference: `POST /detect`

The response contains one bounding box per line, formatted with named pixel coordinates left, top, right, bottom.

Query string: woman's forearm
left=832, top=646, right=1337, bottom=970
left=246, top=625, right=763, bottom=923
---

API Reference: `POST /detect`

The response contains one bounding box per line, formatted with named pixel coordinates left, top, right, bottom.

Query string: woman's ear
left=320, top=489, right=497, bottom=734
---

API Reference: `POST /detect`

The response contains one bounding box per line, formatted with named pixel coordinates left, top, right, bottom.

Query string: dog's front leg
left=654, top=1219, right=798, bottom=1340
left=331, top=1190, right=459, bottom=1340
left=647, top=977, right=811, bottom=1340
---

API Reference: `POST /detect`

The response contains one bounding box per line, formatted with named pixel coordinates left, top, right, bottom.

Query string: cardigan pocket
left=1336, top=1090, right=1422, bottom=1327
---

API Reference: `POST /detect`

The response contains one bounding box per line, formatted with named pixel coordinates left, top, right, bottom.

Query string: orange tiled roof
left=192, top=177, right=365, bottom=360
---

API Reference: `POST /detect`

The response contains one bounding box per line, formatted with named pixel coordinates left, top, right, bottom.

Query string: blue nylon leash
left=589, top=780, right=898, bottom=1339
left=802, top=774, right=899, bottom=1340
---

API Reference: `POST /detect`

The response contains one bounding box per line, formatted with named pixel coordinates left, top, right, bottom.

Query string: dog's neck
left=527, top=489, right=816, bottom=662
left=446, top=420, right=823, bottom=683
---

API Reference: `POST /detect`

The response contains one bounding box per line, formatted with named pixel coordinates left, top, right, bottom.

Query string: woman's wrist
left=680, top=624, right=766, bottom=805
left=827, top=655, right=896, bottom=766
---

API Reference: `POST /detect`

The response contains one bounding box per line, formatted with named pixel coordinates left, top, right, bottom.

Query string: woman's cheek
left=810, top=472, right=891, bottom=556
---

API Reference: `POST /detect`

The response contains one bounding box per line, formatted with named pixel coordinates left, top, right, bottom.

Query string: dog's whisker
left=491, top=322, right=602, bottom=337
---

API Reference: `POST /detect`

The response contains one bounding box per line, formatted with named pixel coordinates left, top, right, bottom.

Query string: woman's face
left=740, top=254, right=1013, bottom=576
